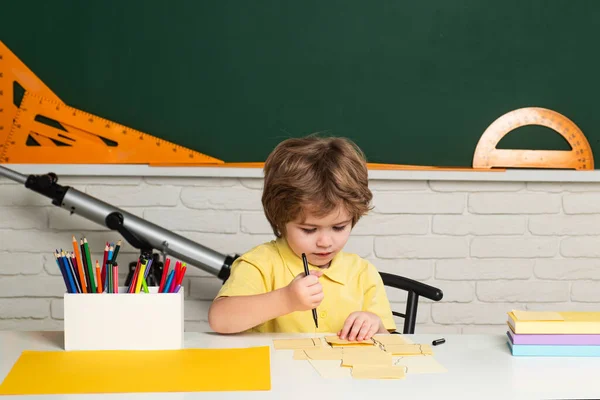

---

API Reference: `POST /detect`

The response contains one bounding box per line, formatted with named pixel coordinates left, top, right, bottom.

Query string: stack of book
left=507, top=310, right=600, bottom=356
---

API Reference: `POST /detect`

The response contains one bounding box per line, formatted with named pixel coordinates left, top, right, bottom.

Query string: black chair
left=380, top=272, right=443, bottom=334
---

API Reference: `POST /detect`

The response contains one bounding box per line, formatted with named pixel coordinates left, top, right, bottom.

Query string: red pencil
left=128, top=258, right=141, bottom=293
left=176, top=265, right=187, bottom=287
left=158, top=258, right=171, bottom=293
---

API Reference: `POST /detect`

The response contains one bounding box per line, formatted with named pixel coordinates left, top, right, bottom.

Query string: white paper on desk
left=308, top=360, right=352, bottom=379
left=393, top=356, right=447, bottom=374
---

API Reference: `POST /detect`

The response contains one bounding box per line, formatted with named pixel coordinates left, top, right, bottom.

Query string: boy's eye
left=333, top=225, right=347, bottom=232
left=301, top=228, right=316, bottom=234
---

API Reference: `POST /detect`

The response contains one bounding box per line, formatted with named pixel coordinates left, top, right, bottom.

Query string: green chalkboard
left=2, top=1, right=599, bottom=167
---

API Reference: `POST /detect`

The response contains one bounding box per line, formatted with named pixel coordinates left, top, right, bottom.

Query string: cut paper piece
left=308, top=360, right=352, bottom=379
left=0, top=347, right=270, bottom=395
left=512, top=310, right=564, bottom=321
left=341, top=346, right=386, bottom=355
left=393, top=356, right=447, bottom=374
left=341, top=352, right=393, bottom=367
left=273, top=338, right=322, bottom=350
left=294, top=348, right=344, bottom=360
left=372, top=334, right=412, bottom=346
left=325, top=336, right=374, bottom=347
left=384, top=344, right=433, bottom=356
left=351, top=365, right=406, bottom=380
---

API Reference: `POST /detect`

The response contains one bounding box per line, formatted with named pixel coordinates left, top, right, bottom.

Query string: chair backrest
left=379, top=272, right=443, bottom=334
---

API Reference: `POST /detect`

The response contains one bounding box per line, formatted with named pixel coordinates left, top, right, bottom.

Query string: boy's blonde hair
left=262, top=135, right=372, bottom=238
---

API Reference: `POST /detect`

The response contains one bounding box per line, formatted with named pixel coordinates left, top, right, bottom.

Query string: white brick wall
left=1, top=176, right=600, bottom=334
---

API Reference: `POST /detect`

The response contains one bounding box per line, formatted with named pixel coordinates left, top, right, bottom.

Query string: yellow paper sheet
left=384, top=344, right=433, bottom=356
left=324, top=336, right=374, bottom=347
left=0, top=347, right=270, bottom=395
left=351, top=365, right=406, bottom=380
left=511, top=310, right=564, bottom=321
left=273, top=338, right=322, bottom=350
left=393, top=356, right=447, bottom=374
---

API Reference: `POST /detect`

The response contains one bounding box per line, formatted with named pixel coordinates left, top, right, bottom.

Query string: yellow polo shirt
left=215, top=238, right=396, bottom=333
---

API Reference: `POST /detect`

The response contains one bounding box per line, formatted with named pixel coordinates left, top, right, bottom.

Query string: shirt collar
left=275, top=237, right=348, bottom=285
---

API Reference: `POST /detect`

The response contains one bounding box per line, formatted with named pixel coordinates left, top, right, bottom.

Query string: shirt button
left=319, top=311, right=327, bottom=318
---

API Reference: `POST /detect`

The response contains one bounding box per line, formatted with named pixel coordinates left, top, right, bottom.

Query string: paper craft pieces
left=273, top=338, right=322, bottom=350
left=274, top=335, right=446, bottom=380
left=341, top=351, right=393, bottom=367
left=394, top=356, right=448, bottom=374
left=308, top=360, right=352, bottom=379
left=294, top=348, right=344, bottom=360
left=351, top=365, right=406, bottom=380
left=324, top=336, right=374, bottom=346
left=372, top=334, right=413, bottom=346
left=384, top=344, right=433, bottom=356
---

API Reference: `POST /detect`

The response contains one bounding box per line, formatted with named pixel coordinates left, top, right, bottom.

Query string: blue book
left=507, top=338, right=600, bottom=357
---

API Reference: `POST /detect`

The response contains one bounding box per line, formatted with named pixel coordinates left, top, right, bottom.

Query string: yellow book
left=507, top=310, right=600, bottom=334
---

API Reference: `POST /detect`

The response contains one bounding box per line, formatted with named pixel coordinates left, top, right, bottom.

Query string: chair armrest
left=379, top=272, right=443, bottom=301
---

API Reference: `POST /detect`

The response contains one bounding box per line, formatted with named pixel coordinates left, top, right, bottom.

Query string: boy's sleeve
left=215, top=258, right=268, bottom=298
left=362, top=263, right=397, bottom=332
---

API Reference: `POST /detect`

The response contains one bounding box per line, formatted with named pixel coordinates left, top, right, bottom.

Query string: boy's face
left=284, top=205, right=353, bottom=268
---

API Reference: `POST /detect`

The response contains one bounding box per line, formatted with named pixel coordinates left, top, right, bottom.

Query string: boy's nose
left=316, top=235, right=332, bottom=248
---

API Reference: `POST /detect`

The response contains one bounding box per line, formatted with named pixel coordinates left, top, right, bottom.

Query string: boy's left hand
left=338, top=311, right=384, bottom=341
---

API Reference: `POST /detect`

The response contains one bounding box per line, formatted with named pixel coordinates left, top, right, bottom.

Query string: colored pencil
left=72, top=236, right=87, bottom=293
left=158, top=258, right=170, bottom=292
left=83, top=238, right=96, bottom=293
left=112, top=240, right=121, bottom=263
left=101, top=242, right=108, bottom=288
left=54, top=251, right=70, bottom=293
left=169, top=262, right=180, bottom=293
left=163, top=269, right=175, bottom=293
left=135, top=261, right=147, bottom=293
left=95, top=260, right=103, bottom=293
left=80, top=239, right=91, bottom=293
left=66, top=252, right=82, bottom=293
left=141, top=276, right=149, bottom=293
left=144, top=258, right=153, bottom=281
left=59, top=251, right=76, bottom=294
left=128, top=258, right=141, bottom=293
left=113, top=264, right=119, bottom=293
left=107, top=260, right=113, bottom=293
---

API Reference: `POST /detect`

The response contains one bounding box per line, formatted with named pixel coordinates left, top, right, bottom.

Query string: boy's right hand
left=285, top=270, right=324, bottom=312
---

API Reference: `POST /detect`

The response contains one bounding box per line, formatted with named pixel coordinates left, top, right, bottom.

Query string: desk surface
left=1, top=331, right=599, bottom=400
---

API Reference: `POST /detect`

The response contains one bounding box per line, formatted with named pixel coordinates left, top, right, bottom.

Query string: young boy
left=208, top=136, right=396, bottom=341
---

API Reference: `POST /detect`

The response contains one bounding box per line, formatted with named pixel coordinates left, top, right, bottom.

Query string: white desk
left=1, top=331, right=599, bottom=400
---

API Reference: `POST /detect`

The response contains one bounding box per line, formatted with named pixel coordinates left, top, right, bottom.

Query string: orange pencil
left=72, top=236, right=87, bottom=293
left=95, top=260, right=103, bottom=293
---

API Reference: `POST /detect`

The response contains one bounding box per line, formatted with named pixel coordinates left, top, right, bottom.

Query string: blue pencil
left=162, top=270, right=175, bottom=293
left=58, top=252, right=76, bottom=294
left=54, top=251, right=70, bottom=292
left=65, top=252, right=82, bottom=293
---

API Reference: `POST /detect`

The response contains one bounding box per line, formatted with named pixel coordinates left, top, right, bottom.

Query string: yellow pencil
left=135, top=261, right=147, bottom=294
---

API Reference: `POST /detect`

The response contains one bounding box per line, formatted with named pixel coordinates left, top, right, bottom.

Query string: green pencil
left=83, top=238, right=96, bottom=293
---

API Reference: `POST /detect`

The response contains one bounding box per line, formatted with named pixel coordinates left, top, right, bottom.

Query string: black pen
left=302, top=253, right=319, bottom=329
